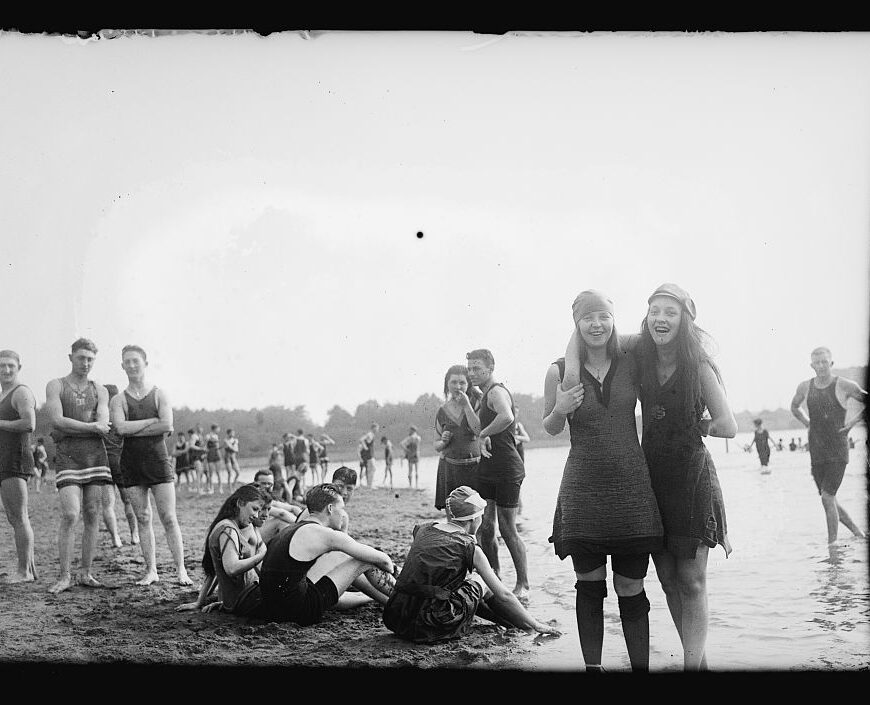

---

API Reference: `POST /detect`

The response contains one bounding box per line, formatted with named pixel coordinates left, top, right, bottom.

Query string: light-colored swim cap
left=446, top=486, right=487, bottom=521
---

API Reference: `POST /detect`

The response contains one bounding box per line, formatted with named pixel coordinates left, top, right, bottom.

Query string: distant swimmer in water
left=357, top=423, right=379, bottom=489
left=790, top=346, right=867, bottom=546
left=400, top=426, right=421, bottom=488
left=789, top=438, right=797, bottom=451
left=555, top=291, right=663, bottom=672
left=111, top=345, right=192, bottom=586
left=0, top=349, right=38, bottom=583
left=751, top=418, right=776, bottom=474
left=45, top=338, right=114, bottom=594
left=383, top=486, right=560, bottom=643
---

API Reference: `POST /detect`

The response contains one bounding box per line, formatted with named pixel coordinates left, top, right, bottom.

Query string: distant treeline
left=31, top=365, right=865, bottom=460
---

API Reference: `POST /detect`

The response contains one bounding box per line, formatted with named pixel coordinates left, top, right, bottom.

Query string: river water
left=245, top=426, right=868, bottom=671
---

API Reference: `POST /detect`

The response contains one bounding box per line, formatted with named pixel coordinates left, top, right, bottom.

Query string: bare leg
left=50, top=485, right=82, bottom=593
left=675, top=547, right=710, bottom=671
left=0, top=477, right=37, bottom=582
left=117, top=486, right=140, bottom=544
left=152, top=482, right=192, bottom=585
left=477, top=500, right=500, bottom=578
left=231, top=456, right=240, bottom=486
left=101, top=484, right=123, bottom=548
left=306, top=550, right=384, bottom=609
left=79, top=484, right=104, bottom=586
left=821, top=492, right=840, bottom=544
left=834, top=499, right=865, bottom=538
left=127, top=485, right=159, bottom=585
left=496, top=505, right=528, bottom=597
left=210, top=462, right=222, bottom=494
left=652, top=550, right=709, bottom=671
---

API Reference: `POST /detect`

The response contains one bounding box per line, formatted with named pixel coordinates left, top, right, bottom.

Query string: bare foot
left=176, top=570, right=193, bottom=586
left=78, top=573, right=103, bottom=588
left=136, top=571, right=160, bottom=586
left=48, top=574, right=73, bottom=594
left=3, top=571, right=36, bottom=584
left=513, top=586, right=530, bottom=604
left=131, top=534, right=140, bottom=546
left=111, top=536, right=123, bottom=548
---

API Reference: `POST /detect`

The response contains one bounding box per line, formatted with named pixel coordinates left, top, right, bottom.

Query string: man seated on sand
left=252, top=470, right=302, bottom=527
left=257, top=483, right=396, bottom=626
left=294, top=465, right=356, bottom=531
left=383, top=486, right=560, bottom=643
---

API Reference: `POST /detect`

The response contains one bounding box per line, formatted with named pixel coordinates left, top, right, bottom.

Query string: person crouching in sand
left=257, top=483, right=396, bottom=625
left=383, top=486, right=561, bottom=643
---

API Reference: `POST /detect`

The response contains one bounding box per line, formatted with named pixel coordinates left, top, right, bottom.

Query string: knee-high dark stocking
left=575, top=580, right=607, bottom=669
left=618, top=590, right=650, bottom=672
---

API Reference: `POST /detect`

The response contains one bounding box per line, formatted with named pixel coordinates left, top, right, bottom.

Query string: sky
left=1, top=31, right=868, bottom=425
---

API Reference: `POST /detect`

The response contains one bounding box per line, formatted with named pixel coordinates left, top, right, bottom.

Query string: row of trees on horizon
left=32, top=368, right=867, bottom=460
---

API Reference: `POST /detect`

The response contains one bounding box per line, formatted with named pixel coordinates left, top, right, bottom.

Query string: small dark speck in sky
left=416, top=232, right=423, bottom=239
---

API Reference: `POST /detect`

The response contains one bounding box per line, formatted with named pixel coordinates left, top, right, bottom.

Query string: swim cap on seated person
left=647, top=282, right=697, bottom=320
left=572, top=290, right=614, bottom=326
left=446, top=486, right=487, bottom=521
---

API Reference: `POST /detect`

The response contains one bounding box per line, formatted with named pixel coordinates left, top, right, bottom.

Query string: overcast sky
left=2, top=31, right=868, bottom=425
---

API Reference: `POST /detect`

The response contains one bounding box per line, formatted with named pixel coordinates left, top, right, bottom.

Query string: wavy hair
left=442, top=364, right=483, bottom=407
left=201, top=484, right=269, bottom=575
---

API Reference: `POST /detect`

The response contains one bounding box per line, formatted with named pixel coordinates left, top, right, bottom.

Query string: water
left=242, top=428, right=868, bottom=671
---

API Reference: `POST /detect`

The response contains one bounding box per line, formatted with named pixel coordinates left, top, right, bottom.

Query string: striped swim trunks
left=54, top=437, right=112, bottom=489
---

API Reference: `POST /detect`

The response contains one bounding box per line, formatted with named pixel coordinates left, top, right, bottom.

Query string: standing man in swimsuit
left=46, top=338, right=114, bottom=593
left=318, top=433, right=335, bottom=481
left=0, top=350, right=38, bottom=583
left=400, top=426, right=421, bottom=489
left=791, top=347, right=867, bottom=545
left=292, top=430, right=310, bottom=498
left=223, top=428, right=241, bottom=489
left=465, top=349, right=529, bottom=601
left=110, top=345, right=192, bottom=586
left=358, top=423, right=379, bottom=489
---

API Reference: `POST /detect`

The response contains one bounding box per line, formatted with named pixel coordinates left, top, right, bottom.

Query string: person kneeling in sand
left=383, top=486, right=561, bottom=643
left=176, top=484, right=270, bottom=615
left=257, top=483, right=396, bottom=626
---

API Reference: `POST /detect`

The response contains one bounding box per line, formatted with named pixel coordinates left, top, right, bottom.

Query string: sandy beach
left=0, top=481, right=557, bottom=670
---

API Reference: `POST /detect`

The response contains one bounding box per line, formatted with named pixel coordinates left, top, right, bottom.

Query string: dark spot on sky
left=416, top=232, right=423, bottom=239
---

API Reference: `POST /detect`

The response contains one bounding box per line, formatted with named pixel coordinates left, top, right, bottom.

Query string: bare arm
left=0, top=386, right=36, bottom=433
left=562, top=329, right=582, bottom=389
left=700, top=363, right=737, bottom=438
left=514, top=421, right=530, bottom=444
left=839, top=378, right=867, bottom=431
left=472, top=546, right=556, bottom=633
left=313, top=526, right=393, bottom=573
left=45, top=379, right=108, bottom=436
left=433, top=413, right=450, bottom=453
left=790, top=382, right=810, bottom=427
left=478, top=387, right=515, bottom=440
left=217, top=526, right=267, bottom=577
left=542, top=364, right=583, bottom=436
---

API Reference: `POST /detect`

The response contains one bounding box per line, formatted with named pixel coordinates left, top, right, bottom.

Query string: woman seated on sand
left=382, top=486, right=561, bottom=643
left=176, top=484, right=270, bottom=615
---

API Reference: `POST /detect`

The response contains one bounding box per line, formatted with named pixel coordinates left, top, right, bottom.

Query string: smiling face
left=646, top=295, right=683, bottom=347
left=0, top=356, right=20, bottom=386
left=236, top=499, right=264, bottom=528
left=577, top=310, right=614, bottom=350
left=121, top=349, right=147, bottom=382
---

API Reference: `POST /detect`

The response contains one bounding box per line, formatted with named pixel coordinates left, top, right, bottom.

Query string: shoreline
left=0, top=482, right=559, bottom=669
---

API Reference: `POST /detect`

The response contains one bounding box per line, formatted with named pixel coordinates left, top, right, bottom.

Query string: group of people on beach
left=0, top=280, right=866, bottom=670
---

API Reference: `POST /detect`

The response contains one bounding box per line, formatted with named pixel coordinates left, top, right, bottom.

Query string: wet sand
left=0, top=482, right=556, bottom=670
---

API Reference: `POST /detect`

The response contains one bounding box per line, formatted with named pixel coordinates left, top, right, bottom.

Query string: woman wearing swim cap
left=383, top=486, right=560, bottom=643
left=433, top=364, right=482, bottom=511
left=636, top=283, right=736, bottom=671
left=545, top=290, right=663, bottom=672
